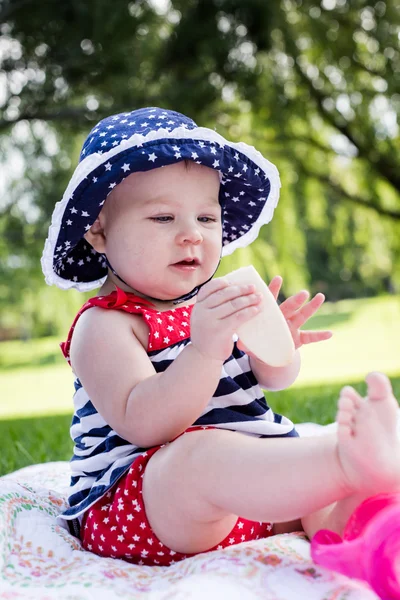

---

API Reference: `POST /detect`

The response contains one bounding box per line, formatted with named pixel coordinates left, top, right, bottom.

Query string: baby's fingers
left=196, top=277, right=230, bottom=303
left=279, top=290, right=310, bottom=319
left=218, top=292, right=262, bottom=319
left=268, top=276, right=283, bottom=301
left=299, top=330, right=333, bottom=346
left=289, top=293, right=326, bottom=329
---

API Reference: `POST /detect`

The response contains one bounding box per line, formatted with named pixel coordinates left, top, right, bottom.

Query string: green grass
left=0, top=294, right=399, bottom=476
left=293, top=294, right=400, bottom=385
left=269, top=375, right=400, bottom=425
left=0, top=414, right=73, bottom=476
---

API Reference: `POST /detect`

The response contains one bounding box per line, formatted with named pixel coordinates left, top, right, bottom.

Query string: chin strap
left=103, top=255, right=221, bottom=305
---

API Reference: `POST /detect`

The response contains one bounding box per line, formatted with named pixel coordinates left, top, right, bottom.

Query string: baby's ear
left=83, top=217, right=106, bottom=253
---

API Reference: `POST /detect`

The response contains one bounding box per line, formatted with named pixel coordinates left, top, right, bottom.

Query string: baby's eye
left=198, top=216, right=218, bottom=223
left=151, top=216, right=173, bottom=223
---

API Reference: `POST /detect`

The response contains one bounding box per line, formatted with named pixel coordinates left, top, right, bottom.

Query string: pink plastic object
left=311, top=493, right=400, bottom=599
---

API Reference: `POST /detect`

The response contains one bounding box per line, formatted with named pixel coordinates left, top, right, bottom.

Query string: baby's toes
left=336, top=408, right=353, bottom=427
left=336, top=415, right=353, bottom=442
left=340, top=386, right=363, bottom=409
left=337, top=394, right=358, bottom=437
left=366, top=372, right=393, bottom=402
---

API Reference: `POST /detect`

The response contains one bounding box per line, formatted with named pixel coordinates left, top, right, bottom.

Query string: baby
left=42, top=107, right=399, bottom=567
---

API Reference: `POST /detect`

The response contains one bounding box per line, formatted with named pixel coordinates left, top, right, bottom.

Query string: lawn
left=0, top=294, right=399, bottom=476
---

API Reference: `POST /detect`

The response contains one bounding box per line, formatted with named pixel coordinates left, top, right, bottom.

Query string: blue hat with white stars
left=42, top=106, right=281, bottom=291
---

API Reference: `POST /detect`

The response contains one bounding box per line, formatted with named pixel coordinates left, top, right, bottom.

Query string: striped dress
left=59, top=286, right=298, bottom=524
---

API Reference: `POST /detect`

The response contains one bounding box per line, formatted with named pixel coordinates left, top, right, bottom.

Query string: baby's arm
left=70, top=279, right=262, bottom=448
left=249, top=350, right=301, bottom=391
left=70, top=308, right=223, bottom=448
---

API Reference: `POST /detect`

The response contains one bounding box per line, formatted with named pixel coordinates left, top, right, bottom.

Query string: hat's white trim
left=42, top=125, right=280, bottom=291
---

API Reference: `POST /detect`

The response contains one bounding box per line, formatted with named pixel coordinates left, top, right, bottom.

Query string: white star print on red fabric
left=60, top=287, right=193, bottom=365
left=138, top=301, right=192, bottom=350
left=81, top=426, right=273, bottom=567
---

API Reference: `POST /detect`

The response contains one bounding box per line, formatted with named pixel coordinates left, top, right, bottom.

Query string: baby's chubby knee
left=150, top=427, right=232, bottom=475
left=143, top=428, right=234, bottom=529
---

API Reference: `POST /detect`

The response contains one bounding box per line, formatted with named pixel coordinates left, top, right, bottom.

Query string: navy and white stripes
left=61, top=339, right=297, bottom=522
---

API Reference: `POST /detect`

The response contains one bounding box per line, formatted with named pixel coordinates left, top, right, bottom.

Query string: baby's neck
left=97, top=279, right=196, bottom=312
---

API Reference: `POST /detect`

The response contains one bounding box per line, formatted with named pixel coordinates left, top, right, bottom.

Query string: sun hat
left=41, top=106, right=281, bottom=292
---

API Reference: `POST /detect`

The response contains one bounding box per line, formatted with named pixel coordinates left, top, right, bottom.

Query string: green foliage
left=0, top=0, right=399, bottom=337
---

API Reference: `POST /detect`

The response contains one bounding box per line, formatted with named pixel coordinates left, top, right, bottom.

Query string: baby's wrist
left=189, top=343, right=225, bottom=367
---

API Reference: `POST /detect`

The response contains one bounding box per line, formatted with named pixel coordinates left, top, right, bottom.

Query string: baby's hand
left=268, top=276, right=332, bottom=350
left=190, top=278, right=263, bottom=362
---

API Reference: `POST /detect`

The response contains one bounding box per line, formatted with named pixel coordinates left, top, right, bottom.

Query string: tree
left=0, top=0, right=399, bottom=337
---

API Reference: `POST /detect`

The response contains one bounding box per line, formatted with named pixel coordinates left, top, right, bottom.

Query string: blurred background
left=0, top=0, right=399, bottom=473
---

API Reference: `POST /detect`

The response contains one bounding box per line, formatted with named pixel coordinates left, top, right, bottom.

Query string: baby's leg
left=143, top=372, right=400, bottom=554
left=142, top=428, right=344, bottom=554
left=302, top=372, right=400, bottom=538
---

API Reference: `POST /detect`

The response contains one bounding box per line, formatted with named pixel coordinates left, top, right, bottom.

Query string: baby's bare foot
left=336, top=372, right=400, bottom=494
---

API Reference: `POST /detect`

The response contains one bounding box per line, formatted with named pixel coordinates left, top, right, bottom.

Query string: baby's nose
left=177, top=223, right=203, bottom=244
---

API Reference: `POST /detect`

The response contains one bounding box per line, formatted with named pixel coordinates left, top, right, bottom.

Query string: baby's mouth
left=171, top=258, right=200, bottom=269
left=173, top=258, right=200, bottom=266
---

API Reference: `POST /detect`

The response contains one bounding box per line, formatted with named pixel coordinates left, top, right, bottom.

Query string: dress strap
left=60, top=286, right=193, bottom=365
left=60, top=287, right=155, bottom=365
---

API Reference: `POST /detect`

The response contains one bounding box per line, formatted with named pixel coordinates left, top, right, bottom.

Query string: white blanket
left=0, top=423, right=379, bottom=599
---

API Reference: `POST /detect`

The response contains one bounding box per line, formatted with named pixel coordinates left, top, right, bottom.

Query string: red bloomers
left=81, top=430, right=274, bottom=566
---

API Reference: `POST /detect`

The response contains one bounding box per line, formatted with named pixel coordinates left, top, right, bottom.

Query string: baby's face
left=99, top=160, right=222, bottom=301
